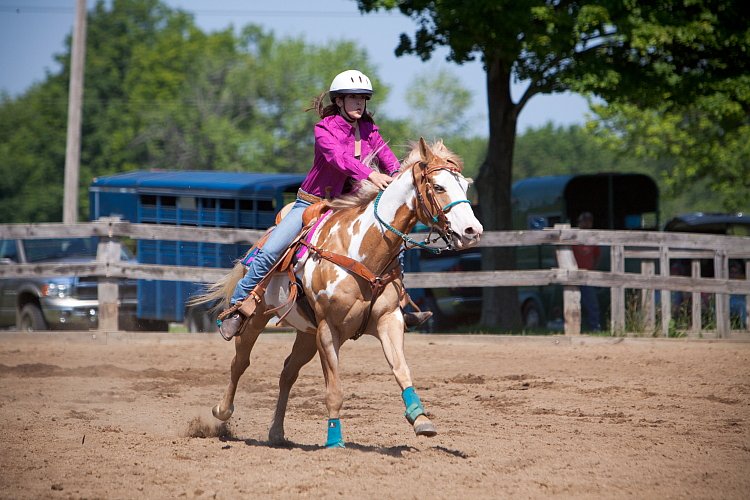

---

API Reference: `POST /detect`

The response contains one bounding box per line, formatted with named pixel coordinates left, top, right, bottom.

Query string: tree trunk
left=476, top=56, right=521, bottom=331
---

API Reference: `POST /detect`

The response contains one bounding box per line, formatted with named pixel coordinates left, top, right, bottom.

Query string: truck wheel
left=18, top=304, right=47, bottom=331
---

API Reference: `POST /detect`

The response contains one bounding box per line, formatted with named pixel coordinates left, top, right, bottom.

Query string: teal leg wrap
left=325, top=418, right=345, bottom=448
left=402, top=386, right=426, bottom=424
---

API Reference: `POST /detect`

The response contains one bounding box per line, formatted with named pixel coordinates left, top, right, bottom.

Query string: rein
left=374, top=162, right=471, bottom=254
left=373, top=192, right=444, bottom=254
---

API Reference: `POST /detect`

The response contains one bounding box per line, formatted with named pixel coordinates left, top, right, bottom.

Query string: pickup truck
left=0, top=237, right=137, bottom=331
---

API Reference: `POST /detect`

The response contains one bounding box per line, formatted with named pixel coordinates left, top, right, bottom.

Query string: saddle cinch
left=217, top=199, right=420, bottom=337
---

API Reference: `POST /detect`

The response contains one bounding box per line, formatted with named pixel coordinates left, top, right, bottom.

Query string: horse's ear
left=418, top=137, right=434, bottom=164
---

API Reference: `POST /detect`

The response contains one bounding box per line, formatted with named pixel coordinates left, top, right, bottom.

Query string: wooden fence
left=1, top=218, right=749, bottom=337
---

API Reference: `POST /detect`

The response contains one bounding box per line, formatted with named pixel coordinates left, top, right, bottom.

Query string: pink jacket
left=299, top=114, right=400, bottom=199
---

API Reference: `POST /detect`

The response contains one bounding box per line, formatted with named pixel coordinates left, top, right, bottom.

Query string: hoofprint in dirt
left=0, top=332, right=747, bottom=499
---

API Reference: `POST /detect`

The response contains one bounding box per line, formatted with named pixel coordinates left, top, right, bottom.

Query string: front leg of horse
left=377, top=315, right=437, bottom=437
left=317, top=320, right=345, bottom=448
left=212, top=313, right=265, bottom=421
left=268, top=331, right=317, bottom=444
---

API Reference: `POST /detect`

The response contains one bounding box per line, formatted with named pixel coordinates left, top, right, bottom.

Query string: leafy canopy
left=0, top=0, right=395, bottom=222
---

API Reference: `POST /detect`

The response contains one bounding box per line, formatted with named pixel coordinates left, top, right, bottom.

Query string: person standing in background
left=573, top=212, right=601, bottom=331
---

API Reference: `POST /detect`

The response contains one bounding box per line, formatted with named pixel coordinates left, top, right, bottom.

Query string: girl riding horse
left=219, top=69, right=431, bottom=340
left=203, top=138, right=483, bottom=447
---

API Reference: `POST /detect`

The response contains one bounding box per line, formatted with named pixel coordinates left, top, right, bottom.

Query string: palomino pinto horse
left=206, top=138, right=482, bottom=447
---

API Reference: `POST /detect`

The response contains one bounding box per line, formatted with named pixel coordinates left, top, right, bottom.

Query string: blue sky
left=0, top=0, right=591, bottom=135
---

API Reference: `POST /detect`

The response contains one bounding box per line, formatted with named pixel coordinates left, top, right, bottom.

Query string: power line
left=0, top=6, right=391, bottom=18
left=0, top=6, right=71, bottom=14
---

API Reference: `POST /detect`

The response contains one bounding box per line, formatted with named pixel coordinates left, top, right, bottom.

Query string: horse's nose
left=463, top=223, right=483, bottom=239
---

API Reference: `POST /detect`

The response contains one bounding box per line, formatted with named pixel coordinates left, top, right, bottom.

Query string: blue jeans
left=580, top=285, right=601, bottom=331
left=231, top=198, right=311, bottom=304
left=730, top=295, right=747, bottom=328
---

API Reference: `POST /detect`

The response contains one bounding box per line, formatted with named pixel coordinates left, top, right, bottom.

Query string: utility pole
left=63, top=0, right=88, bottom=223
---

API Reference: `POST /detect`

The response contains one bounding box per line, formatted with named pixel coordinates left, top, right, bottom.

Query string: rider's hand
left=368, top=171, right=393, bottom=190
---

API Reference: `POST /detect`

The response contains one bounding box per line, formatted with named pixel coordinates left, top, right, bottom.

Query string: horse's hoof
left=212, top=403, right=234, bottom=421
left=414, top=421, right=437, bottom=437
left=268, top=429, right=286, bottom=445
left=269, top=436, right=291, bottom=447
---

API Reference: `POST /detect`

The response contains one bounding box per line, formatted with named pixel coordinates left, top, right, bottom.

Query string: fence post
left=610, top=244, right=625, bottom=334
left=691, top=260, right=702, bottom=335
left=641, top=260, right=655, bottom=332
left=659, top=246, right=671, bottom=337
left=554, top=224, right=580, bottom=336
left=715, top=250, right=729, bottom=337
left=96, top=219, right=122, bottom=331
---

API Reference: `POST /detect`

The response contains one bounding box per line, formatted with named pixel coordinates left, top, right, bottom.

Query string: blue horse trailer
left=89, top=170, right=306, bottom=331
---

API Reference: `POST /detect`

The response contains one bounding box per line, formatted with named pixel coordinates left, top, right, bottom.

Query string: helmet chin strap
left=340, top=108, right=357, bottom=122
left=338, top=98, right=366, bottom=123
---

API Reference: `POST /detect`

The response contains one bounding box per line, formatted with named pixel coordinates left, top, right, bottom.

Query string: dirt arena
left=1, top=331, right=748, bottom=499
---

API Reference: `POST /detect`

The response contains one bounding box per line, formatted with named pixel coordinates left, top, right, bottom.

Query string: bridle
left=374, top=160, right=471, bottom=254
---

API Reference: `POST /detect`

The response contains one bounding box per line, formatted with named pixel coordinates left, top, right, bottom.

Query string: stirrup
left=215, top=292, right=260, bottom=323
left=217, top=302, right=242, bottom=323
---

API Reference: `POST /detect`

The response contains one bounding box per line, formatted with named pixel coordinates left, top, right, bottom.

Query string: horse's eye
left=433, top=184, right=446, bottom=194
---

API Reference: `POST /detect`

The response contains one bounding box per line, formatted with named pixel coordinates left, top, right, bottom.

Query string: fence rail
left=2, top=220, right=748, bottom=337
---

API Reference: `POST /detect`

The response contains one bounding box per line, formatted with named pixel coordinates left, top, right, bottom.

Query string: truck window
left=24, top=238, right=97, bottom=262
left=0, top=239, right=19, bottom=262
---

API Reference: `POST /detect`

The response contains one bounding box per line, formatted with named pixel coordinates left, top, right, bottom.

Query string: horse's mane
left=402, top=139, right=464, bottom=174
left=327, top=139, right=463, bottom=210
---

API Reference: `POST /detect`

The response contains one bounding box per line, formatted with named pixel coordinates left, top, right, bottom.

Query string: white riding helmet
left=329, top=70, right=373, bottom=101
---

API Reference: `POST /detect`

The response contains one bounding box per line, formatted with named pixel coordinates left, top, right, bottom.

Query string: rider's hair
left=306, top=91, right=374, bottom=122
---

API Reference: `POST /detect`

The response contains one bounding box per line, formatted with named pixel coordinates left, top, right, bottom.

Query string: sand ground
left=1, top=331, right=748, bottom=499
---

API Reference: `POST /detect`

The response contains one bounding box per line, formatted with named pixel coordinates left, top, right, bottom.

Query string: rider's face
left=338, top=94, right=368, bottom=120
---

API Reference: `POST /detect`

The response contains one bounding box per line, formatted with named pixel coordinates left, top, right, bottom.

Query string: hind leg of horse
left=316, top=320, right=345, bottom=447
left=212, top=312, right=267, bottom=421
left=377, top=317, right=437, bottom=437
left=268, top=331, right=317, bottom=444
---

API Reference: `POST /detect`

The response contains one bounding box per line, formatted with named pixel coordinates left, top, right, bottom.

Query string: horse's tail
left=188, top=260, right=246, bottom=311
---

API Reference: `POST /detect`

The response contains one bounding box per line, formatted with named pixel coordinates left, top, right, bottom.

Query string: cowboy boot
left=218, top=312, right=244, bottom=341
left=404, top=310, right=433, bottom=329
left=217, top=290, right=263, bottom=341
left=396, top=281, right=433, bottom=329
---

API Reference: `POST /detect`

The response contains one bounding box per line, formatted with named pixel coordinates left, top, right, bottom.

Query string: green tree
left=512, top=123, right=725, bottom=222
left=0, top=79, right=69, bottom=222
left=80, top=0, right=215, bottom=177
left=399, top=67, right=486, bottom=180
left=223, top=29, right=388, bottom=173
left=358, top=0, right=749, bottom=329
left=0, top=0, right=400, bottom=222
left=405, top=67, right=473, bottom=139
left=512, top=122, right=663, bottom=180
left=590, top=100, right=749, bottom=213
